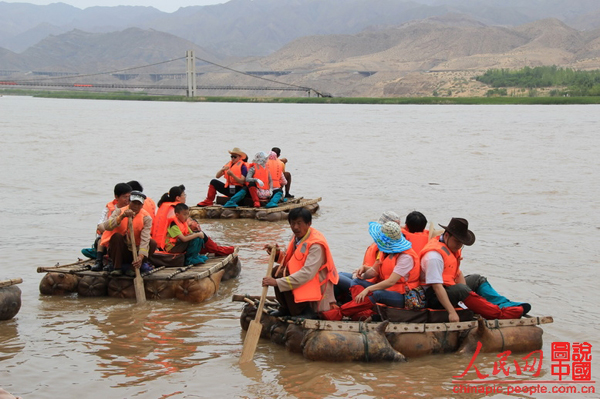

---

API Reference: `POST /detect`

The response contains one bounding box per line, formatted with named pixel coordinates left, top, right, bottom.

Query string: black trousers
left=425, top=274, right=487, bottom=309
left=108, top=233, right=157, bottom=270
left=272, top=265, right=309, bottom=316
left=209, top=179, right=244, bottom=197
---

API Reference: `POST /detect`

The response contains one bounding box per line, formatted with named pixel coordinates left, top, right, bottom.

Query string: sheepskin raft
left=0, top=278, right=22, bottom=321
left=234, top=295, right=553, bottom=362
left=37, top=249, right=241, bottom=303
left=189, top=197, right=321, bottom=221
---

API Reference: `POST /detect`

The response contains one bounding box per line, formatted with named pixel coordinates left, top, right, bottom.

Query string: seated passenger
left=265, top=150, right=287, bottom=208
left=89, top=182, right=132, bottom=271
left=262, top=207, right=339, bottom=318
left=324, top=221, right=419, bottom=320
left=99, top=191, right=157, bottom=277
left=336, top=210, right=401, bottom=296
left=153, top=184, right=188, bottom=248
left=421, top=218, right=526, bottom=321
left=223, top=151, right=273, bottom=208
left=271, top=147, right=294, bottom=198
left=197, top=147, right=248, bottom=207
left=127, top=180, right=156, bottom=218
left=401, top=211, right=430, bottom=254
left=154, top=185, right=234, bottom=256
left=165, top=203, right=208, bottom=265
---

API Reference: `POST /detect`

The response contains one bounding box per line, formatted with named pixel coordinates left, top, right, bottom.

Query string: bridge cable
left=13, top=57, right=186, bottom=83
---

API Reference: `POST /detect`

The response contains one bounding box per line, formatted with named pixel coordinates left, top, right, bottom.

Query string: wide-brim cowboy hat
left=228, top=147, right=247, bottom=159
left=439, top=217, right=476, bottom=246
left=368, top=221, right=412, bottom=253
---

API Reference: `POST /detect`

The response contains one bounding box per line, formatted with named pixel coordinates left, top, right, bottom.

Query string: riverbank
left=2, top=89, right=600, bottom=104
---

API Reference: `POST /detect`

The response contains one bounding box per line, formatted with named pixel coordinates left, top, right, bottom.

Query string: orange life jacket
left=283, top=228, right=339, bottom=303
left=401, top=228, right=430, bottom=255
left=361, top=243, right=380, bottom=283
left=100, top=206, right=150, bottom=248
left=152, top=202, right=178, bottom=250
left=167, top=216, right=191, bottom=248
left=362, top=243, right=379, bottom=266
left=266, top=159, right=284, bottom=189
left=143, top=197, right=157, bottom=219
left=420, top=237, right=462, bottom=286
left=224, top=160, right=247, bottom=187
left=377, top=249, right=420, bottom=294
left=97, top=199, right=118, bottom=235
left=251, top=163, right=270, bottom=190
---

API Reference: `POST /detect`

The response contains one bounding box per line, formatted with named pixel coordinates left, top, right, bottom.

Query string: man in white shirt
left=420, top=218, right=526, bottom=322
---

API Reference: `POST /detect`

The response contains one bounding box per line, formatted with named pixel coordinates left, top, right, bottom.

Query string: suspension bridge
left=0, top=51, right=329, bottom=97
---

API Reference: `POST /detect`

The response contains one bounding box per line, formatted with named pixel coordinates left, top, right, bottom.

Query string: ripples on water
left=0, top=97, right=598, bottom=397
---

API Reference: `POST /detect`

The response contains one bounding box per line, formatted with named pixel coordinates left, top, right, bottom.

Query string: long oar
left=239, top=247, right=277, bottom=364
left=128, top=217, right=146, bottom=304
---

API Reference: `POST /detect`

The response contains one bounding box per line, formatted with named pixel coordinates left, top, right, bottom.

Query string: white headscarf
left=253, top=151, right=268, bottom=167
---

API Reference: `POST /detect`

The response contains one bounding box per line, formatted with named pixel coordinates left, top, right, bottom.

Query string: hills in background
left=1, top=0, right=600, bottom=97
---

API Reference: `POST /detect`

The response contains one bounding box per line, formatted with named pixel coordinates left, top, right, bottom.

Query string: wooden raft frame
left=297, top=316, right=554, bottom=333
left=36, top=248, right=239, bottom=281
left=190, top=197, right=321, bottom=213
left=232, top=294, right=553, bottom=333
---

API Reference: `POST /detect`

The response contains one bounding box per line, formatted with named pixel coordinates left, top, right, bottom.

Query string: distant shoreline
left=2, top=90, right=600, bottom=105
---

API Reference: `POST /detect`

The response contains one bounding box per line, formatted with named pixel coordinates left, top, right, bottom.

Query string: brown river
left=0, top=96, right=598, bottom=398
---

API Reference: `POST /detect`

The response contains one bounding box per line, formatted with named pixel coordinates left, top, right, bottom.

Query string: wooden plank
left=143, top=248, right=238, bottom=281
left=0, top=278, right=23, bottom=288
left=38, top=248, right=238, bottom=282
left=232, top=294, right=277, bottom=302
left=37, top=259, right=90, bottom=273
left=262, top=197, right=321, bottom=214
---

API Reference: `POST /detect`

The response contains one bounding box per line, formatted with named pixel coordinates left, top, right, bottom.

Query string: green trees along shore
left=476, top=66, right=600, bottom=97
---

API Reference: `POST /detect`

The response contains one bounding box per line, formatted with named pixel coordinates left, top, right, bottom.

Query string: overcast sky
left=3, top=1, right=228, bottom=13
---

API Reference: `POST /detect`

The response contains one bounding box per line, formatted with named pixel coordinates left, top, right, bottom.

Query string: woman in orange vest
left=265, top=151, right=286, bottom=208
left=223, top=151, right=273, bottom=208
left=353, top=222, right=419, bottom=306
left=335, top=210, right=402, bottom=300
left=197, top=147, right=248, bottom=207
left=323, top=221, right=419, bottom=321
left=153, top=184, right=188, bottom=249
left=153, top=185, right=234, bottom=256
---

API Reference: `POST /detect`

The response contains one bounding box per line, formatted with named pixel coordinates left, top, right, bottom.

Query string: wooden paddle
left=128, top=217, right=146, bottom=304
left=239, top=246, right=277, bottom=364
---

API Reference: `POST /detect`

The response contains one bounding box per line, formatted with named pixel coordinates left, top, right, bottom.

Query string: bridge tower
left=186, top=50, right=196, bottom=97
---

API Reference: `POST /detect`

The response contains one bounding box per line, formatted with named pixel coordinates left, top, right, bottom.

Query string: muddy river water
left=0, top=96, right=598, bottom=398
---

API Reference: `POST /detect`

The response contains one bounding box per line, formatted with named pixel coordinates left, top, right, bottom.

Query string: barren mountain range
left=1, top=0, right=600, bottom=97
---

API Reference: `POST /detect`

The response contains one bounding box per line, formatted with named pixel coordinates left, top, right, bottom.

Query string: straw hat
left=378, top=210, right=401, bottom=225
left=228, top=147, right=247, bottom=159
left=439, top=218, right=476, bottom=246
left=368, top=221, right=412, bottom=253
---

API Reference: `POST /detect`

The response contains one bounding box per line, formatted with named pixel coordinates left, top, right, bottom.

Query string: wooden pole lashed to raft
left=0, top=278, right=23, bottom=288
left=239, top=247, right=277, bottom=364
